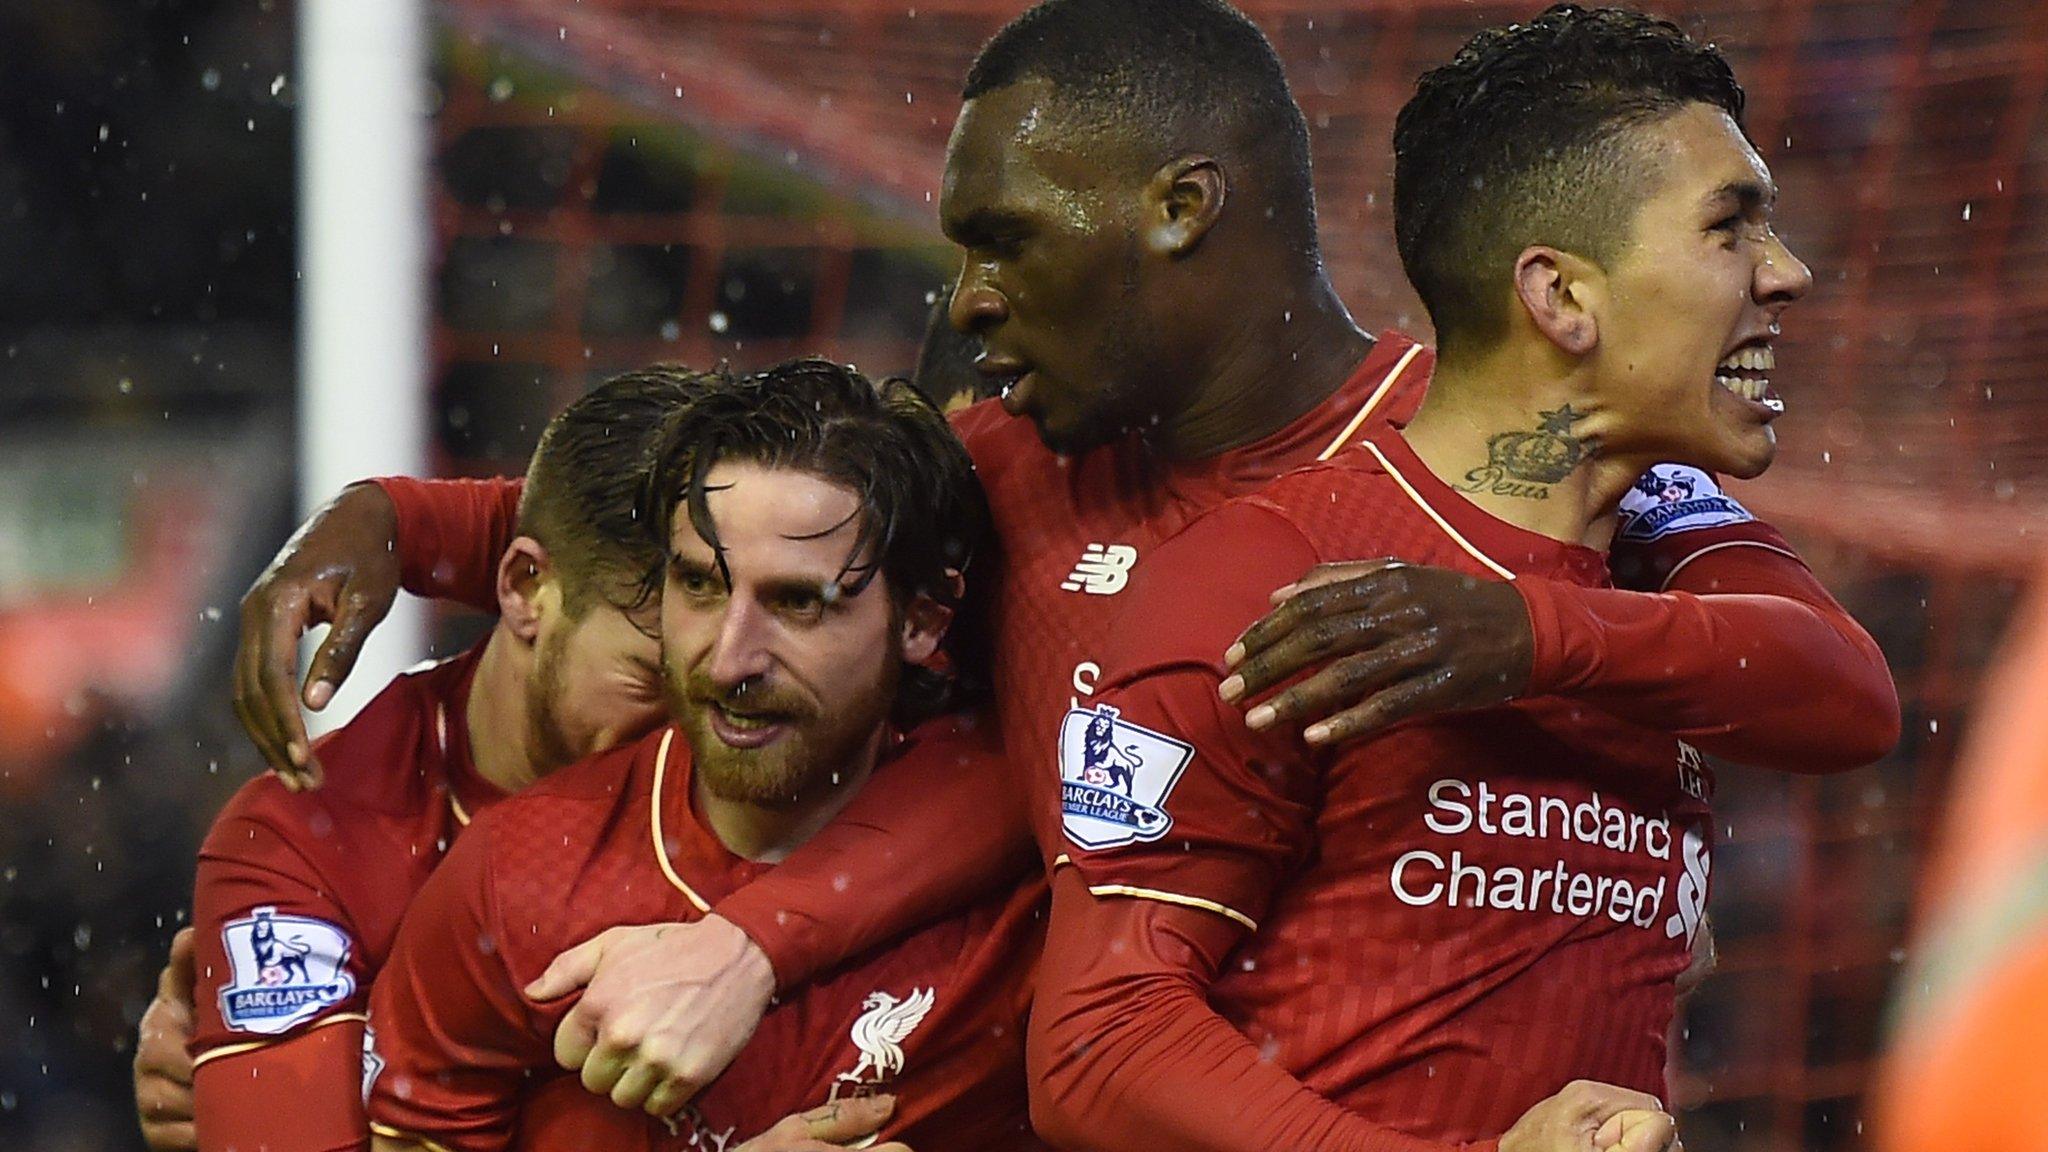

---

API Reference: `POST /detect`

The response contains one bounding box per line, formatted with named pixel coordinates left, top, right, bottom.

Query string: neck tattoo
left=1454, top=405, right=1592, bottom=501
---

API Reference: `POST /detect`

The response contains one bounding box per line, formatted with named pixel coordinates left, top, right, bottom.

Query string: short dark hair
left=964, top=0, right=1318, bottom=251
left=518, top=365, right=712, bottom=618
left=1393, top=4, right=1747, bottom=354
left=638, top=357, right=993, bottom=725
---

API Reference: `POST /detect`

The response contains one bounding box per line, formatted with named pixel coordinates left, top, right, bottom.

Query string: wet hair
left=1393, top=4, right=1747, bottom=355
left=517, top=364, right=712, bottom=619
left=963, top=0, right=1318, bottom=252
left=638, top=357, right=994, bottom=725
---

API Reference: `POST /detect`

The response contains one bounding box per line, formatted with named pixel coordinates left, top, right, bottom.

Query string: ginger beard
left=524, top=619, right=583, bottom=774
left=664, top=641, right=898, bottom=809
left=657, top=463, right=910, bottom=810
left=523, top=595, right=666, bottom=778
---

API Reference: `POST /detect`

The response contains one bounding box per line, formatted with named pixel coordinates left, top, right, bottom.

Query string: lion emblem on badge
left=1080, top=707, right=1142, bottom=794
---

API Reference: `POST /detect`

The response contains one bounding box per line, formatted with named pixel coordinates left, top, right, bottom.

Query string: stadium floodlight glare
left=298, top=0, right=429, bottom=733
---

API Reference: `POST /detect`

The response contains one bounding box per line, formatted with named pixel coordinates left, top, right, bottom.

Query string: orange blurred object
left=1877, top=558, right=2048, bottom=1152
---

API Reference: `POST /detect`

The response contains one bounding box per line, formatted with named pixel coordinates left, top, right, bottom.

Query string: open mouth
left=974, top=350, right=1032, bottom=410
left=706, top=702, right=794, bottom=749
left=1715, top=344, right=1784, bottom=415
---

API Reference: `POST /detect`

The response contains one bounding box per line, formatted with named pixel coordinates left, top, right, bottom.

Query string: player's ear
left=1142, top=154, right=1226, bottom=257
left=897, top=588, right=955, bottom=665
left=497, top=536, right=553, bottom=643
left=1514, top=245, right=1602, bottom=357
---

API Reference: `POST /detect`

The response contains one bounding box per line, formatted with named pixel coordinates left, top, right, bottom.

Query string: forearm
left=1029, top=873, right=1489, bottom=1152
left=1521, top=553, right=1899, bottom=770
left=714, top=715, right=1035, bottom=989
left=370, top=476, right=523, bottom=612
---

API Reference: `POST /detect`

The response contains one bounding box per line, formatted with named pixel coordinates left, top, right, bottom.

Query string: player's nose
left=704, top=601, right=776, bottom=688
left=949, top=264, right=1008, bottom=334
left=1756, top=231, right=1813, bottom=308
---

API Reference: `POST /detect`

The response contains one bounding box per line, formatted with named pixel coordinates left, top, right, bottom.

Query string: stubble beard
left=665, top=655, right=898, bottom=810
left=524, top=621, right=583, bottom=778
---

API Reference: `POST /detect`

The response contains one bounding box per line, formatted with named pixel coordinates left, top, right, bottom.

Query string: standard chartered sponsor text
left=1392, top=778, right=1675, bottom=927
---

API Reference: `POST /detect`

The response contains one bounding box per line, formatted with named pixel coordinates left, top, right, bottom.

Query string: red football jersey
left=189, top=646, right=503, bottom=1146
left=374, top=339, right=1889, bottom=998
left=1059, top=428, right=1715, bottom=1141
left=952, top=332, right=1435, bottom=866
left=365, top=721, right=1045, bottom=1152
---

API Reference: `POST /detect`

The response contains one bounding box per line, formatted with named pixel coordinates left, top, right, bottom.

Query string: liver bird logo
left=837, top=987, right=936, bottom=1086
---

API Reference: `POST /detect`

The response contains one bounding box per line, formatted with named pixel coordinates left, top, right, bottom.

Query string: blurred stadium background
left=2, top=1, right=2043, bottom=1148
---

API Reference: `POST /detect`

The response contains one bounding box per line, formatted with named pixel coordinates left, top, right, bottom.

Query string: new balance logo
left=1060, top=544, right=1138, bottom=595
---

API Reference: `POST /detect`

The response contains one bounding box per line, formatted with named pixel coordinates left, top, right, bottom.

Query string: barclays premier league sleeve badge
left=1059, top=704, right=1195, bottom=850
left=217, top=906, right=358, bottom=1035
left=1616, top=465, right=1755, bottom=543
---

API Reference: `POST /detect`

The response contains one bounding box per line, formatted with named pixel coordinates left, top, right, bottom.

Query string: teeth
left=1715, top=374, right=1771, bottom=403
left=1718, top=345, right=1776, bottom=372
left=718, top=706, right=779, bottom=730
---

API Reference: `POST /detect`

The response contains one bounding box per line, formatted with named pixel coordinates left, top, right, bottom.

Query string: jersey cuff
left=368, top=1121, right=462, bottom=1152
left=1056, top=858, right=1258, bottom=931
left=1659, top=539, right=1804, bottom=591
left=1085, top=882, right=1259, bottom=931
left=191, top=1010, right=368, bottom=1069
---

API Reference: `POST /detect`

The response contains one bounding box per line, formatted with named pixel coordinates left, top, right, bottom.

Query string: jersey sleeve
left=1607, top=464, right=1790, bottom=592
left=1056, top=500, right=1325, bottom=933
left=1524, top=491, right=1900, bottom=772
left=1030, top=869, right=1492, bottom=1152
left=189, top=805, right=378, bottom=1147
left=195, top=1022, right=369, bottom=1152
left=370, top=475, right=524, bottom=613
left=365, top=817, right=548, bottom=1152
left=191, top=811, right=370, bottom=1061
left=711, top=711, right=1036, bottom=990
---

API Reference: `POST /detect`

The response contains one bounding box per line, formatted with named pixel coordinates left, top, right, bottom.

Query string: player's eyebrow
left=1703, top=178, right=1777, bottom=215
left=668, top=553, right=722, bottom=583
left=944, top=206, right=1031, bottom=244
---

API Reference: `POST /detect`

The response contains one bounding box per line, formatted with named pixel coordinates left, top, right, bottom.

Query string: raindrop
left=201, top=68, right=221, bottom=92
left=271, top=74, right=286, bottom=97
left=1961, top=203, right=1972, bottom=221
left=709, top=311, right=730, bottom=334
